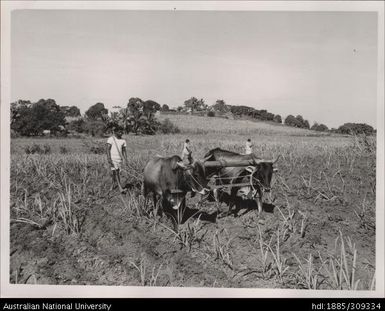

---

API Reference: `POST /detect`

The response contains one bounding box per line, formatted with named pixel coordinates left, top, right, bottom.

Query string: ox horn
left=202, top=155, right=212, bottom=162
left=176, top=161, right=187, bottom=169
left=177, top=161, right=193, bottom=170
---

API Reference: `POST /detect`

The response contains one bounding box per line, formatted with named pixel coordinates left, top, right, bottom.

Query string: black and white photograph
left=1, top=1, right=384, bottom=298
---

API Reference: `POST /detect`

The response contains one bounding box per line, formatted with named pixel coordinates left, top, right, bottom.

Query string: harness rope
left=186, top=168, right=218, bottom=204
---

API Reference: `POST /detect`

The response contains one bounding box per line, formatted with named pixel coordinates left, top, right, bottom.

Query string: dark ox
left=143, top=155, right=210, bottom=213
left=203, top=148, right=279, bottom=214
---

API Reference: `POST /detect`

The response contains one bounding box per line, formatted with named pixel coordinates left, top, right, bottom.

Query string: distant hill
left=158, top=112, right=329, bottom=137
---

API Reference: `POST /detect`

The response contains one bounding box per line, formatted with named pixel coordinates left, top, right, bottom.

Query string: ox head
left=174, top=160, right=210, bottom=196
left=164, top=190, right=186, bottom=210
left=253, top=156, right=280, bottom=192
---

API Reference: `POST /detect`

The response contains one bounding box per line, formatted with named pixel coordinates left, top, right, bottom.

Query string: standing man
left=245, top=138, right=253, bottom=155
left=181, top=138, right=193, bottom=165
left=107, top=126, right=127, bottom=194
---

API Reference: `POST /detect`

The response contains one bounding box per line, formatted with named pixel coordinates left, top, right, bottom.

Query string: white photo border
left=1, top=0, right=384, bottom=298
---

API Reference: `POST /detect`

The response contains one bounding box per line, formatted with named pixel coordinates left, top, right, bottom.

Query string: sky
left=11, top=10, right=378, bottom=128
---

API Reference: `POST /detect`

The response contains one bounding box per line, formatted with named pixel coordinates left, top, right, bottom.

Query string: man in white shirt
left=181, top=139, right=193, bottom=165
left=245, top=138, right=253, bottom=155
left=106, top=126, right=127, bottom=193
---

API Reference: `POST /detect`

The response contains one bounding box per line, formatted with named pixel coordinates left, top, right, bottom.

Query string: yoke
left=203, top=159, right=260, bottom=168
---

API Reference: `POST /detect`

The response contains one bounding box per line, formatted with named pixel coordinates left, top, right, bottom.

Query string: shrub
left=11, top=99, right=66, bottom=136
left=158, top=118, right=181, bottom=134
left=311, top=123, right=329, bottom=132
left=207, top=111, right=215, bottom=117
left=82, top=140, right=106, bottom=154
left=285, top=115, right=301, bottom=127
left=60, top=106, right=81, bottom=117
left=85, top=102, right=108, bottom=120
left=337, top=123, right=375, bottom=136
left=212, top=100, right=230, bottom=113
left=90, top=142, right=106, bottom=154
left=285, top=115, right=310, bottom=129
left=83, top=120, right=106, bottom=137
left=11, top=129, right=20, bottom=138
left=296, top=115, right=310, bottom=129
left=67, top=119, right=86, bottom=133
left=90, top=145, right=105, bottom=154
left=25, top=144, right=51, bottom=155
left=59, top=146, right=69, bottom=154
left=162, top=104, right=169, bottom=111
left=273, top=115, right=282, bottom=124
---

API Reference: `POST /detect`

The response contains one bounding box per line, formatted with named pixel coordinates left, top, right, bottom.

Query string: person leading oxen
left=181, top=138, right=193, bottom=165
left=106, top=126, right=128, bottom=194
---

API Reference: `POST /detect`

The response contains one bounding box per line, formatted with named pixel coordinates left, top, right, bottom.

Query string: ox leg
left=215, top=188, right=234, bottom=219
left=142, top=184, right=156, bottom=216
left=256, top=189, right=263, bottom=214
left=173, top=197, right=186, bottom=232
left=213, top=188, right=221, bottom=217
left=229, top=187, right=239, bottom=217
left=160, top=196, right=179, bottom=232
left=214, top=188, right=225, bottom=204
left=178, top=197, right=186, bottom=225
left=153, top=193, right=162, bottom=217
left=218, top=190, right=234, bottom=219
left=213, top=189, right=219, bottom=202
left=155, top=195, right=163, bottom=217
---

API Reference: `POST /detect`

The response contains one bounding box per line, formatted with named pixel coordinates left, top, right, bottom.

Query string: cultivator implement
left=203, top=161, right=260, bottom=195
left=201, top=157, right=279, bottom=213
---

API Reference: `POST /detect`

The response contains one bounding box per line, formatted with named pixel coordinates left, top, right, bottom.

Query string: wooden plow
left=203, top=159, right=263, bottom=197
left=201, top=157, right=279, bottom=214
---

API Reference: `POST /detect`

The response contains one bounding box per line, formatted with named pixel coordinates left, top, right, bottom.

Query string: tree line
left=166, top=98, right=283, bottom=124
left=169, top=97, right=375, bottom=135
left=10, top=97, right=375, bottom=137
left=11, top=98, right=179, bottom=137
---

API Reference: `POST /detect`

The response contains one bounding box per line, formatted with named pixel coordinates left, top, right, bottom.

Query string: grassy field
left=9, top=115, right=376, bottom=290
left=157, top=112, right=331, bottom=136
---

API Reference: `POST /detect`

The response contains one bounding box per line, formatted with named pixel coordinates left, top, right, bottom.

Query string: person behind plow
left=106, top=125, right=128, bottom=194
left=245, top=138, right=253, bottom=155
left=181, top=138, right=193, bottom=165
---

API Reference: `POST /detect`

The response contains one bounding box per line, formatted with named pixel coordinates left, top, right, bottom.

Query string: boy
left=245, top=138, right=253, bottom=155
left=106, top=126, right=127, bottom=193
